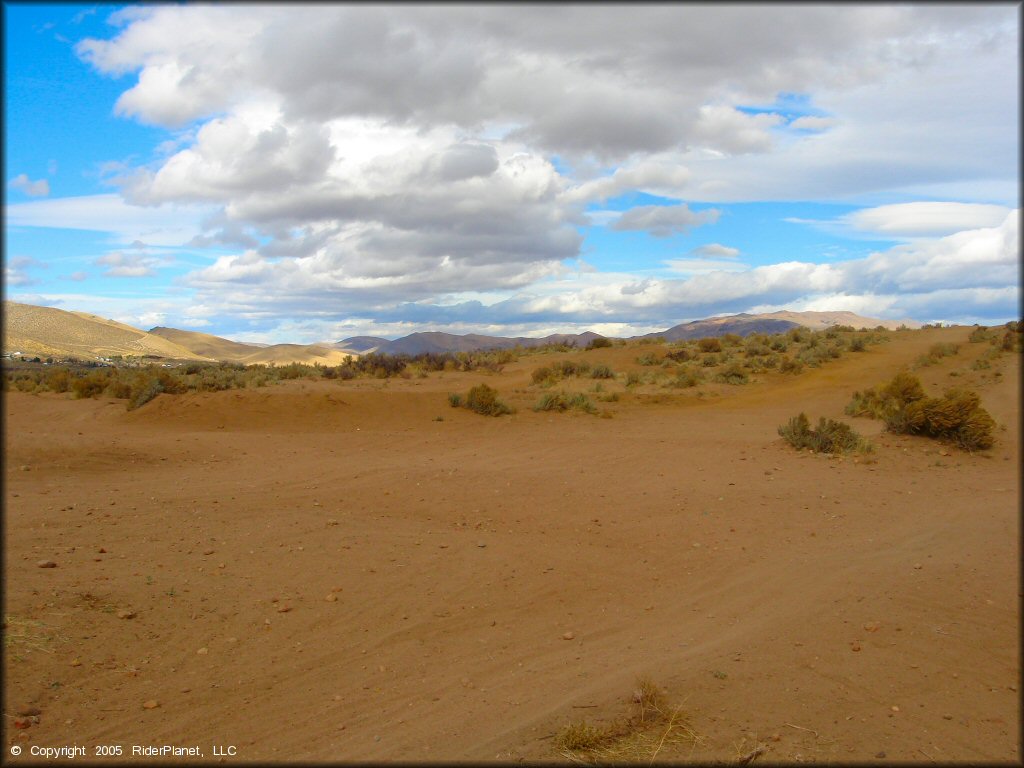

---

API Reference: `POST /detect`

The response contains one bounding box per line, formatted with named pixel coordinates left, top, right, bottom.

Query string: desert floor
left=4, top=326, right=1019, bottom=763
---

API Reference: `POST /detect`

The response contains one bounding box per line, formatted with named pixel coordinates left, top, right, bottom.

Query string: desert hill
left=760, top=309, right=921, bottom=331
left=2, top=301, right=211, bottom=361
left=148, top=327, right=360, bottom=366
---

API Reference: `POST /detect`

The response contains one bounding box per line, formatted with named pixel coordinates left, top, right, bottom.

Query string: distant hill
left=3, top=301, right=211, bottom=362
left=149, top=327, right=360, bottom=366
left=5, top=300, right=926, bottom=364
left=633, top=315, right=799, bottom=342
left=757, top=310, right=921, bottom=331
left=349, top=330, right=604, bottom=356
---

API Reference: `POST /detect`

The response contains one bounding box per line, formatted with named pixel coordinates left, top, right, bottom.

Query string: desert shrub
left=1000, top=329, right=1021, bottom=352
left=778, top=357, right=803, bottom=374
left=779, top=413, right=867, bottom=454
left=744, top=340, right=771, bottom=358
left=127, top=376, right=163, bottom=410
left=713, top=362, right=749, bottom=385
left=968, top=326, right=992, bottom=343
left=916, top=342, right=959, bottom=367
left=447, top=393, right=462, bottom=408
left=72, top=370, right=112, bottom=399
left=796, top=346, right=828, bottom=368
left=701, top=354, right=719, bottom=367
left=721, top=333, right=743, bottom=347
left=463, top=383, right=514, bottom=416
left=625, top=371, right=642, bottom=387
left=696, top=337, right=721, bottom=353
left=586, top=336, right=612, bottom=350
left=769, top=337, right=789, bottom=352
left=590, top=364, right=615, bottom=379
left=849, top=336, right=867, bottom=352
left=554, top=359, right=590, bottom=378
left=667, top=369, right=701, bottom=388
left=847, top=372, right=994, bottom=451
left=534, top=391, right=597, bottom=414
left=45, top=367, right=71, bottom=393
left=665, top=347, right=693, bottom=362
left=636, top=353, right=660, bottom=366
left=532, top=366, right=555, bottom=385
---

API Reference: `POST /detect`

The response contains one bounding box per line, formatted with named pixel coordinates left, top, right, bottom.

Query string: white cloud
left=8, top=174, right=50, bottom=197
left=841, top=202, right=1013, bottom=238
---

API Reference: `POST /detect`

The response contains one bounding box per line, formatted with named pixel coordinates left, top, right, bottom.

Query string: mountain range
left=3, top=300, right=921, bottom=364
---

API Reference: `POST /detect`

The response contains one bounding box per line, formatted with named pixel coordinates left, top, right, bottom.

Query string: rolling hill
left=2, top=301, right=211, bottom=362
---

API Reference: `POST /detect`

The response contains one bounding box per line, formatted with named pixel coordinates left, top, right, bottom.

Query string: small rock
left=13, top=717, right=31, bottom=729
left=562, top=631, right=575, bottom=640
left=196, top=647, right=208, bottom=655
left=943, top=714, right=953, bottom=720
left=16, top=706, right=41, bottom=717
left=770, top=733, right=781, bottom=742
left=891, top=705, right=900, bottom=712
left=875, top=752, right=886, bottom=759
left=19, top=465, right=30, bottom=472
left=142, top=700, right=160, bottom=710
left=325, top=594, right=338, bottom=602
left=203, top=549, right=215, bottom=555
left=277, top=605, right=292, bottom=613
left=117, top=609, right=136, bottom=620
left=70, top=659, right=81, bottom=667
left=851, top=642, right=861, bottom=652
left=864, top=621, right=881, bottom=633
left=98, top=548, right=107, bottom=553
left=913, top=563, right=923, bottom=570
left=37, top=560, right=57, bottom=568
left=477, top=542, right=487, bottom=548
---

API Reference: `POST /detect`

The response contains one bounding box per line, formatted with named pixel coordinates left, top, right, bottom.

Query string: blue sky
left=4, top=4, right=1019, bottom=343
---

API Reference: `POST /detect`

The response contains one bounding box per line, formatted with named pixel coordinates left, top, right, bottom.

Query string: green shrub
left=714, top=363, right=749, bottom=385
left=534, top=391, right=597, bottom=414
left=636, top=353, right=660, bottom=366
left=696, top=337, right=721, bottom=353
left=968, top=326, right=991, bottom=343
left=779, top=357, right=803, bottom=374
left=45, top=367, right=71, bottom=393
left=448, top=393, right=462, bottom=408
left=590, top=364, right=615, bottom=379
left=779, top=413, right=868, bottom=454
left=463, top=383, right=514, bottom=416
left=586, top=337, right=612, bottom=350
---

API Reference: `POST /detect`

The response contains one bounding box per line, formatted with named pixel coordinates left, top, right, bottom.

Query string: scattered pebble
left=851, top=642, right=862, bottom=652
left=913, top=563, right=923, bottom=570
left=142, top=700, right=160, bottom=710
left=477, top=542, right=487, bottom=548
left=562, top=631, right=575, bottom=640
left=203, top=549, right=215, bottom=555
left=117, top=609, right=137, bottom=620
left=864, top=621, right=881, bottom=633
left=943, top=714, right=953, bottom=720
left=277, top=605, right=292, bottom=613
left=13, top=717, right=31, bottom=729
left=325, top=594, right=338, bottom=602
left=36, top=560, right=57, bottom=568
left=70, top=659, right=81, bottom=667
left=875, top=752, right=886, bottom=759
left=16, top=706, right=41, bottom=717
left=19, top=465, right=30, bottom=472
left=770, top=734, right=781, bottom=742
left=197, top=647, right=208, bottom=655
left=891, top=705, right=900, bottom=712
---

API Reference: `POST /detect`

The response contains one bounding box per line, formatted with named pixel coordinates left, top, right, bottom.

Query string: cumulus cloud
left=610, top=204, right=720, bottom=237
left=8, top=174, right=50, bottom=197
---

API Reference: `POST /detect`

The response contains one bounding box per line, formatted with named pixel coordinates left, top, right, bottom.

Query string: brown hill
left=2, top=301, right=210, bottom=361
left=149, top=326, right=359, bottom=366
left=761, top=310, right=921, bottom=330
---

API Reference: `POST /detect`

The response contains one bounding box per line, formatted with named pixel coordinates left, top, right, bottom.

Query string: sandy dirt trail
left=4, top=327, right=1019, bottom=762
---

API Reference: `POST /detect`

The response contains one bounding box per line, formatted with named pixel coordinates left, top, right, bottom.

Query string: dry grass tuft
left=554, top=676, right=701, bottom=763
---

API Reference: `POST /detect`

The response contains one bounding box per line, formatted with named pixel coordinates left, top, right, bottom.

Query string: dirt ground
left=3, top=326, right=1019, bottom=763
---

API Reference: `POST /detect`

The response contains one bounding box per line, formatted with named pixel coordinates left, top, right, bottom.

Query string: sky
left=3, top=3, right=1020, bottom=344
